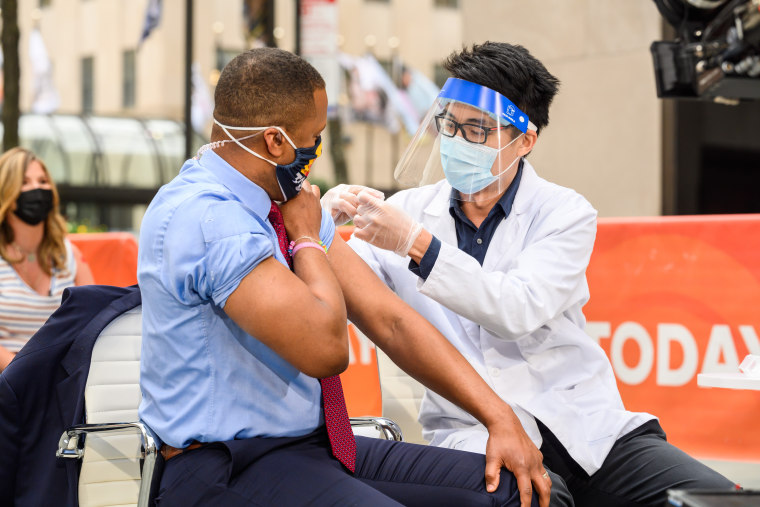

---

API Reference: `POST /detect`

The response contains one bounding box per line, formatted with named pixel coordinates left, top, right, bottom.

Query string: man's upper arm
left=224, top=256, right=306, bottom=339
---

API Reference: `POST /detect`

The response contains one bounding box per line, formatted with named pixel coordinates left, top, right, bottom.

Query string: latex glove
left=353, top=190, right=423, bottom=257
left=321, top=184, right=385, bottom=226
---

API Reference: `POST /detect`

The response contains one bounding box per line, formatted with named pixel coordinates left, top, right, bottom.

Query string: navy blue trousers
left=154, top=426, right=536, bottom=506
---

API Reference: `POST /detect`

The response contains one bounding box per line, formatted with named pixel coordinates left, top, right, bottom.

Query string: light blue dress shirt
left=137, top=150, right=335, bottom=448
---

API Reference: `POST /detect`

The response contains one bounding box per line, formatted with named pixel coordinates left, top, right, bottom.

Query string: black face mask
left=13, top=189, right=54, bottom=226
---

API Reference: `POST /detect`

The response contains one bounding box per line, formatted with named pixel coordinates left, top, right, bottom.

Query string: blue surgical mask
left=440, top=134, right=522, bottom=195
left=213, top=119, right=322, bottom=201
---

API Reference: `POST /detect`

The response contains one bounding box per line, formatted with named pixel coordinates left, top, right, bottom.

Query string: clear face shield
left=394, top=77, right=536, bottom=202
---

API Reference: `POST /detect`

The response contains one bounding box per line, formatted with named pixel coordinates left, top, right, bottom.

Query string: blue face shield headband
left=437, top=77, right=536, bottom=134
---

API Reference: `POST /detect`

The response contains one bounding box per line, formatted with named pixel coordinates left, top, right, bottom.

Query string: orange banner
left=342, top=324, right=382, bottom=417
left=69, top=232, right=139, bottom=287
left=339, top=219, right=760, bottom=459
left=586, top=215, right=760, bottom=461
left=336, top=226, right=384, bottom=417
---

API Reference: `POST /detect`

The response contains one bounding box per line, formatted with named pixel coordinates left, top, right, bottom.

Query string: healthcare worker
left=323, top=42, right=735, bottom=506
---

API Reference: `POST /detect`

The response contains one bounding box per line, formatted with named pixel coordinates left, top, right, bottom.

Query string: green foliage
left=310, top=178, right=329, bottom=196
left=67, top=220, right=108, bottom=234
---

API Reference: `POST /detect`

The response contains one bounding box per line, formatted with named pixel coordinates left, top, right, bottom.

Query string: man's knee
left=547, top=470, right=574, bottom=507
left=679, top=461, right=736, bottom=490
left=487, top=468, right=548, bottom=507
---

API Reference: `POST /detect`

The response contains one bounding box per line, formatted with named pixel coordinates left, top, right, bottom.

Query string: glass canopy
left=4, top=114, right=206, bottom=232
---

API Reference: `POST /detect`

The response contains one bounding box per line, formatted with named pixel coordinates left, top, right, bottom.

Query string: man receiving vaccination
left=137, top=47, right=552, bottom=506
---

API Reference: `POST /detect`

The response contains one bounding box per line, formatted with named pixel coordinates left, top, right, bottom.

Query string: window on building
left=82, top=57, right=94, bottom=114
left=433, top=63, right=450, bottom=88
left=39, top=0, right=52, bottom=7
left=215, top=47, right=241, bottom=71
left=434, top=0, right=459, bottom=7
left=123, top=50, right=136, bottom=109
left=378, top=59, right=393, bottom=79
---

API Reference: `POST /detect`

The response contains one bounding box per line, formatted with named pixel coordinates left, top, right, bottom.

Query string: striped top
left=0, top=238, right=77, bottom=353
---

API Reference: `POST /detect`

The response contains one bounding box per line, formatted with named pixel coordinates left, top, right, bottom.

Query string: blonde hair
left=0, top=147, right=68, bottom=276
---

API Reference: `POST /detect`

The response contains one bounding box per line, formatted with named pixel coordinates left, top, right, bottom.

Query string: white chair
left=56, top=305, right=402, bottom=507
left=376, top=347, right=427, bottom=445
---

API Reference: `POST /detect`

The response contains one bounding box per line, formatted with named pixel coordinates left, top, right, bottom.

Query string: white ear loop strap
left=214, top=119, right=298, bottom=149
left=211, top=119, right=301, bottom=167
left=196, top=132, right=259, bottom=158
left=215, top=122, right=277, bottom=167
left=492, top=133, right=525, bottom=178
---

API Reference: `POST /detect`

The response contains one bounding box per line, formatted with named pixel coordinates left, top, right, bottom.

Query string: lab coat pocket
left=556, top=377, right=597, bottom=398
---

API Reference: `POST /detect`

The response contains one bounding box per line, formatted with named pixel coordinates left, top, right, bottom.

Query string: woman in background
left=0, top=147, right=93, bottom=371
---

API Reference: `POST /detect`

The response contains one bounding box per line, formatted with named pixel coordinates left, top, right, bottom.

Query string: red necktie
left=267, top=201, right=357, bottom=473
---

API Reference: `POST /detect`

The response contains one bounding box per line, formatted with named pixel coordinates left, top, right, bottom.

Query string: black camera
left=651, top=0, right=760, bottom=102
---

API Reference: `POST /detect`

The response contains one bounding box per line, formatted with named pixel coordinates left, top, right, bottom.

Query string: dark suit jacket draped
left=0, top=284, right=141, bottom=507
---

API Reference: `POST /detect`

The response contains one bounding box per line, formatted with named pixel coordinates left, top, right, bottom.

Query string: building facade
left=13, top=0, right=760, bottom=228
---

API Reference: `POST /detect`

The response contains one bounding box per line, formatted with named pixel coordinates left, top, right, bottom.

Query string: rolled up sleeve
left=198, top=201, right=274, bottom=308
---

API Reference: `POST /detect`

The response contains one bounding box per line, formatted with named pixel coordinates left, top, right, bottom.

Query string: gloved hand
left=320, top=184, right=385, bottom=226
left=353, top=190, right=423, bottom=257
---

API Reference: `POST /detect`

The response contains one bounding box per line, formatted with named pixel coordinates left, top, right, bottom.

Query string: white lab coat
left=348, top=160, right=654, bottom=475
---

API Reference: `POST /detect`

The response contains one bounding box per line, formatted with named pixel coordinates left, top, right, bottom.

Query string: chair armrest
left=57, top=421, right=158, bottom=507
left=57, top=421, right=157, bottom=459
left=349, top=416, right=403, bottom=441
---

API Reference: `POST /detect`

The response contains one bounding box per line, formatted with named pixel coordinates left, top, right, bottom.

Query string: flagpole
left=266, top=0, right=276, bottom=47
left=1, top=0, right=20, bottom=150
left=184, top=0, right=194, bottom=159
left=295, top=0, right=301, bottom=55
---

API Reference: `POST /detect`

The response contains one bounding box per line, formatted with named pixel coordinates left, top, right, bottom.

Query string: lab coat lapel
left=510, top=159, right=542, bottom=217
left=482, top=160, right=541, bottom=271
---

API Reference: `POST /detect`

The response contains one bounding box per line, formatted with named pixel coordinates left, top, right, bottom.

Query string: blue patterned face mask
left=213, top=119, right=322, bottom=201
left=273, top=135, right=322, bottom=201
left=440, top=133, right=522, bottom=195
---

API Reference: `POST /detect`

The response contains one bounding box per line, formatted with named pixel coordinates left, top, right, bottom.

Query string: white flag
left=29, top=29, right=59, bottom=114
left=191, top=62, right=213, bottom=135
left=138, top=0, right=163, bottom=47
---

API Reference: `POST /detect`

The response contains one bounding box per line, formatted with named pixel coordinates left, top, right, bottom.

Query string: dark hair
left=213, top=47, right=325, bottom=132
left=444, top=42, right=559, bottom=134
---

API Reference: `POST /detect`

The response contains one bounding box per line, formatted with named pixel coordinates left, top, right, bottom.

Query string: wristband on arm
left=288, top=236, right=328, bottom=256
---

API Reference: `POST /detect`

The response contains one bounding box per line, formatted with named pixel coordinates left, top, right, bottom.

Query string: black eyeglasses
left=434, top=115, right=511, bottom=144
